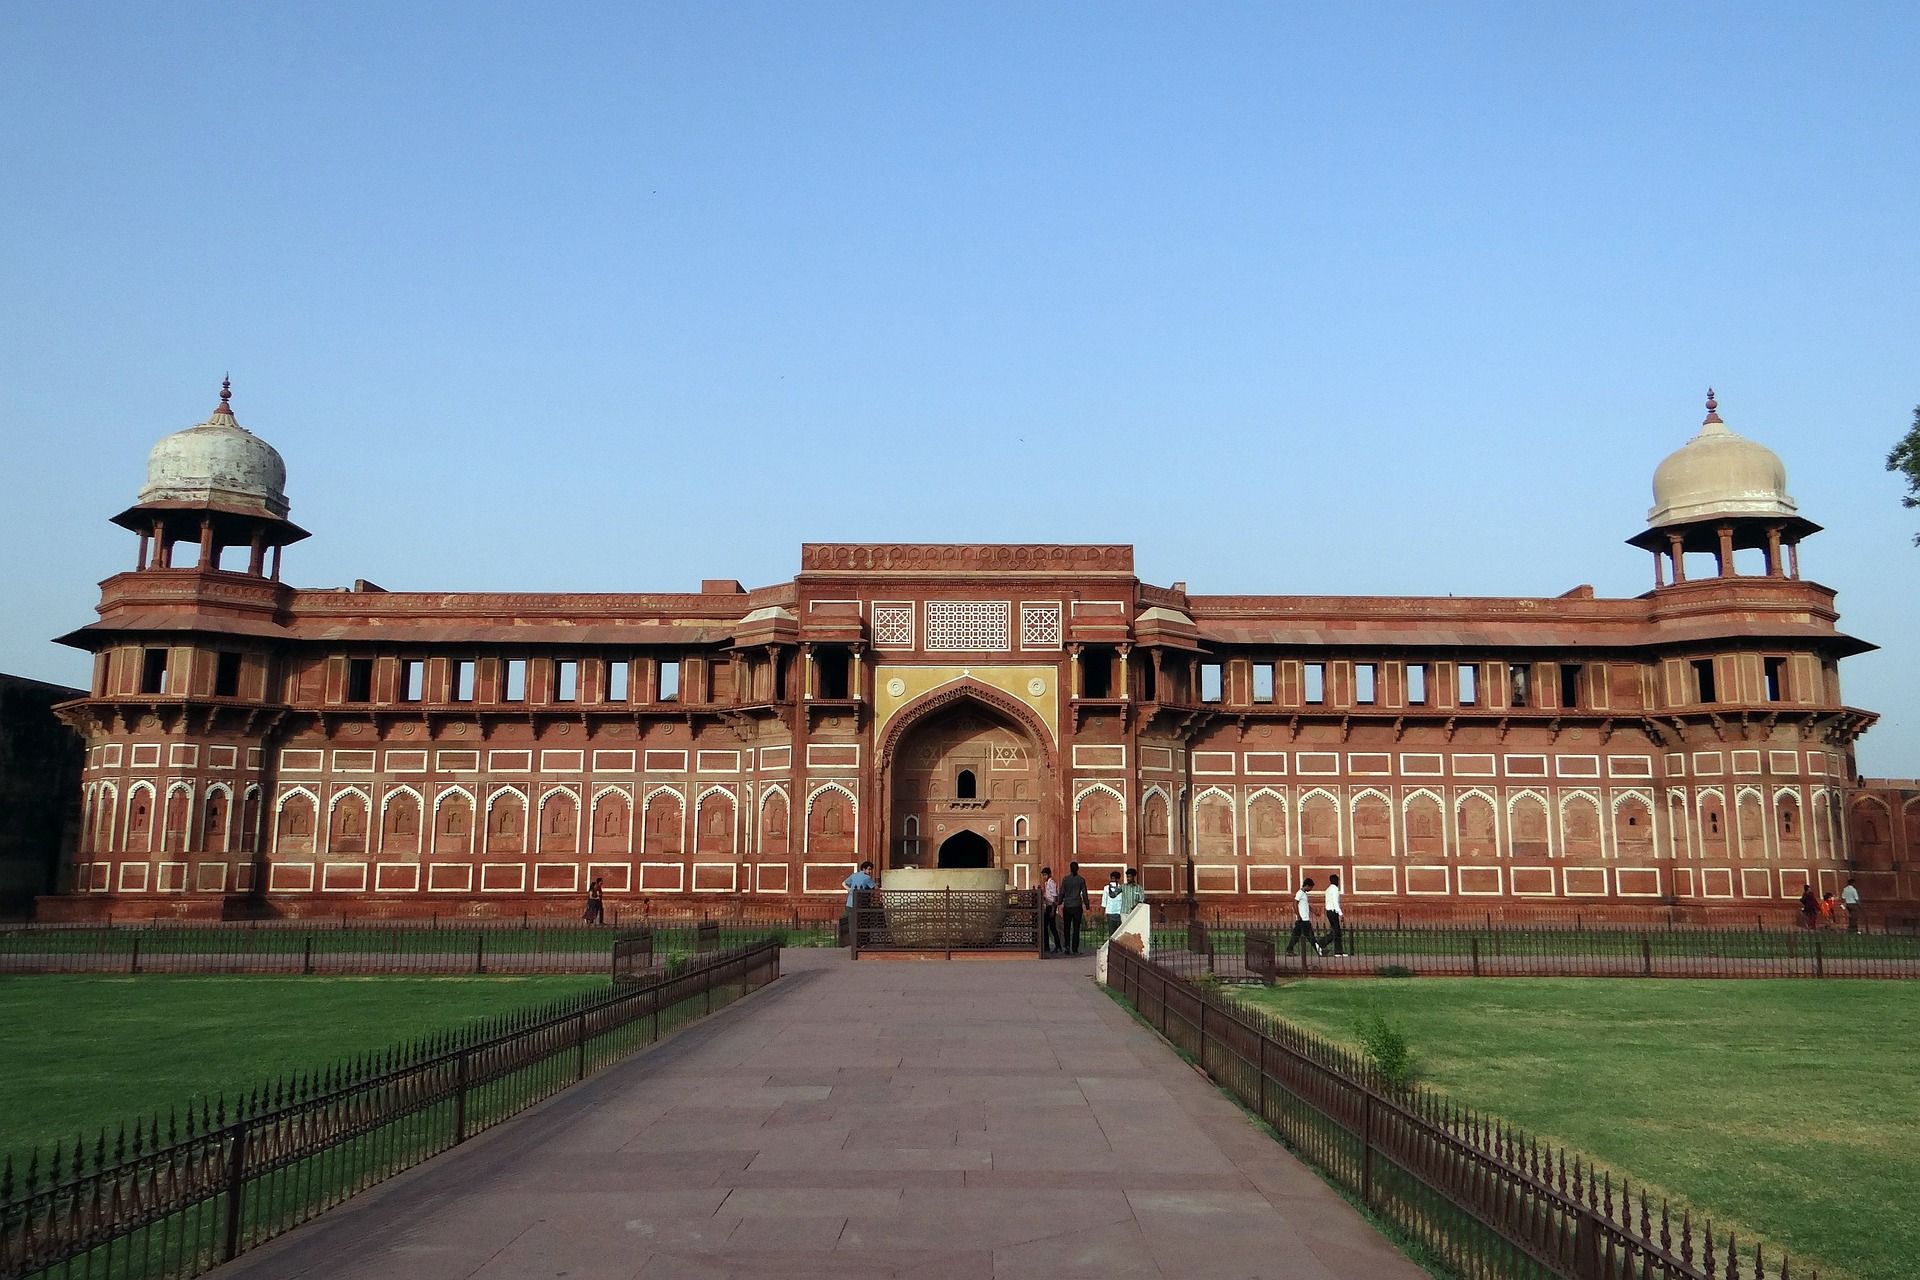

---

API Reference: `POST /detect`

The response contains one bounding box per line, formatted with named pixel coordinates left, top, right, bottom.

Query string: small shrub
left=1374, top=964, right=1415, bottom=978
left=1357, top=1011, right=1418, bottom=1091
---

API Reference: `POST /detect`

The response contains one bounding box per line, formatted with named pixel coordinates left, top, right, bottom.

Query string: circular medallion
left=1258, top=727, right=1273, bottom=739
left=452, top=723, right=467, bottom=737
left=347, top=723, right=363, bottom=736
left=397, top=724, right=415, bottom=737
left=886, top=677, right=906, bottom=697
left=557, top=724, right=572, bottom=737
left=1026, top=677, right=1046, bottom=696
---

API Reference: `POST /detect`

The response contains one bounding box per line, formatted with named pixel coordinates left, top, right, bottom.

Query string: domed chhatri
left=136, top=377, right=291, bottom=520
left=1647, top=389, right=1797, bottom=528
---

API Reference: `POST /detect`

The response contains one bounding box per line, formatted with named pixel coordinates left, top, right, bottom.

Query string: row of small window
left=351, top=657, right=680, bottom=705
left=136, top=649, right=245, bottom=697
left=1189, top=658, right=1791, bottom=708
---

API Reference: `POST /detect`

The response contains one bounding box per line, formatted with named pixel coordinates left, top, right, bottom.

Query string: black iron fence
left=0, top=917, right=821, bottom=976
left=1106, top=945, right=1807, bottom=1280
left=1149, top=920, right=1920, bottom=982
left=0, top=939, right=780, bottom=1280
left=848, top=888, right=1043, bottom=957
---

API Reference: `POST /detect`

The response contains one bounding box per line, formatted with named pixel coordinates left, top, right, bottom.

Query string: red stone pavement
left=209, top=949, right=1425, bottom=1279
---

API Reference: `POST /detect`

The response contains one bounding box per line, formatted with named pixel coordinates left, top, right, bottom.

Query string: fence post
left=1258, top=1033, right=1270, bottom=1124
left=651, top=986, right=661, bottom=1042
left=576, top=1011, right=589, bottom=1080
left=1470, top=937, right=1481, bottom=977
left=454, top=1049, right=470, bottom=1143
left=1814, top=933, right=1825, bottom=979
left=302, top=935, right=313, bottom=975
left=475, top=933, right=486, bottom=975
left=222, top=1118, right=250, bottom=1261
left=130, top=935, right=141, bottom=974
left=1361, top=1091, right=1375, bottom=1207
left=1198, top=997, right=1208, bottom=1071
left=1640, top=935, right=1652, bottom=977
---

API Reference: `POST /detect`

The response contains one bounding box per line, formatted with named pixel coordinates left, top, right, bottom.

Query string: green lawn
left=0, top=974, right=601, bottom=1160
left=1237, top=979, right=1919, bottom=1280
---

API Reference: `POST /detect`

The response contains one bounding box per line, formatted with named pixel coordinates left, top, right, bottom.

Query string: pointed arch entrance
left=880, top=681, right=1055, bottom=879
left=938, top=830, right=993, bottom=869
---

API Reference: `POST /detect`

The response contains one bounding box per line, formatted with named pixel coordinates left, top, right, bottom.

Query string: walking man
left=1319, top=872, right=1345, bottom=956
left=1058, top=861, right=1090, bottom=955
left=1101, top=871, right=1126, bottom=936
left=1798, top=882, right=1818, bottom=930
left=1041, top=866, right=1062, bottom=954
left=1286, top=876, right=1323, bottom=956
left=1842, top=877, right=1861, bottom=932
left=582, top=876, right=605, bottom=925
left=1121, top=867, right=1145, bottom=915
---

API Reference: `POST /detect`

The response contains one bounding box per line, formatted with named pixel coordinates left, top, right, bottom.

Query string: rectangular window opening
left=1764, top=656, right=1786, bottom=703
left=554, top=659, right=578, bottom=703
left=1199, top=662, right=1223, bottom=704
left=452, top=659, right=476, bottom=702
left=1251, top=663, right=1275, bottom=703
left=1560, top=663, right=1581, bottom=709
left=1407, top=663, right=1428, bottom=706
left=1355, top=663, right=1376, bottom=705
left=1457, top=664, right=1479, bottom=707
left=658, top=659, right=680, bottom=702
left=345, top=657, right=374, bottom=703
left=1692, top=658, right=1718, bottom=704
left=503, top=658, right=528, bottom=702
left=399, top=658, right=424, bottom=703
left=140, top=647, right=168, bottom=695
left=1082, top=648, right=1113, bottom=699
left=1139, top=658, right=1157, bottom=702
left=214, top=652, right=242, bottom=698
left=816, top=647, right=850, bottom=700
left=606, top=659, right=629, bottom=703
left=1304, top=662, right=1325, bottom=705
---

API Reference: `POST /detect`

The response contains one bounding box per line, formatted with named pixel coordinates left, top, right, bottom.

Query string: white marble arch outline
left=1297, top=786, right=1344, bottom=860
left=587, top=784, right=634, bottom=857
left=379, top=784, right=425, bottom=855
left=803, top=780, right=859, bottom=856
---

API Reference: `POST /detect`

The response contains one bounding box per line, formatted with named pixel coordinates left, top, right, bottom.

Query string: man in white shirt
left=1319, top=873, right=1345, bottom=956
left=1285, top=877, right=1322, bottom=956
left=1100, top=871, right=1126, bottom=936
left=1041, top=866, right=1062, bottom=954
left=1841, top=877, right=1861, bottom=932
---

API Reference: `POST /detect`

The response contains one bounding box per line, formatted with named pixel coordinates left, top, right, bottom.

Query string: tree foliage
left=1889, top=405, right=1920, bottom=546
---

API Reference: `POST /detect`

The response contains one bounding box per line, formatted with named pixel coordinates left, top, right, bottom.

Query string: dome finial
left=1703, top=387, right=1721, bottom=425
left=219, top=374, right=231, bottom=410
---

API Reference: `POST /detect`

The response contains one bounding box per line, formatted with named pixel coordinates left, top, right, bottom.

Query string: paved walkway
left=213, top=949, right=1423, bottom=1280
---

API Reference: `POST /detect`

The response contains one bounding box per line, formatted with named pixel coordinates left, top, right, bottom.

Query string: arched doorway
left=938, top=830, right=993, bottom=869
left=883, top=687, right=1051, bottom=875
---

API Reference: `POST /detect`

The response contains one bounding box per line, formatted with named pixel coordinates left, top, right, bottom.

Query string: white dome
left=1647, top=392, right=1796, bottom=528
left=136, top=381, right=290, bottom=519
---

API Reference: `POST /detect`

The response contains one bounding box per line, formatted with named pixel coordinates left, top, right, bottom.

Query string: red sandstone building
left=41, top=384, right=1920, bottom=921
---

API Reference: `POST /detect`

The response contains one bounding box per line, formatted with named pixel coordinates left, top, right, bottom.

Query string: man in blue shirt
left=842, top=861, right=876, bottom=942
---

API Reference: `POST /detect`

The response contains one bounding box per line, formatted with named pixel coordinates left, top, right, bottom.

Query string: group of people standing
left=1041, top=863, right=1144, bottom=956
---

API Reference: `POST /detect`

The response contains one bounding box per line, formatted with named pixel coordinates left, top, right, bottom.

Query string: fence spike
left=1680, top=1208, right=1694, bottom=1266
left=1704, top=1222, right=1718, bottom=1279
left=1604, top=1170, right=1615, bottom=1220
left=1725, top=1230, right=1738, bottom=1280
left=0, top=1155, right=11, bottom=1202
left=1753, top=1242, right=1764, bottom=1280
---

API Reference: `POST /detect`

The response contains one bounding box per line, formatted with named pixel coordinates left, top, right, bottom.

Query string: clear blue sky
left=2, top=4, right=1916, bottom=772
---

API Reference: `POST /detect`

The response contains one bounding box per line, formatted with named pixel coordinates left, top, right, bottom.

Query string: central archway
left=882, top=685, right=1053, bottom=874
left=937, top=829, right=993, bottom=869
